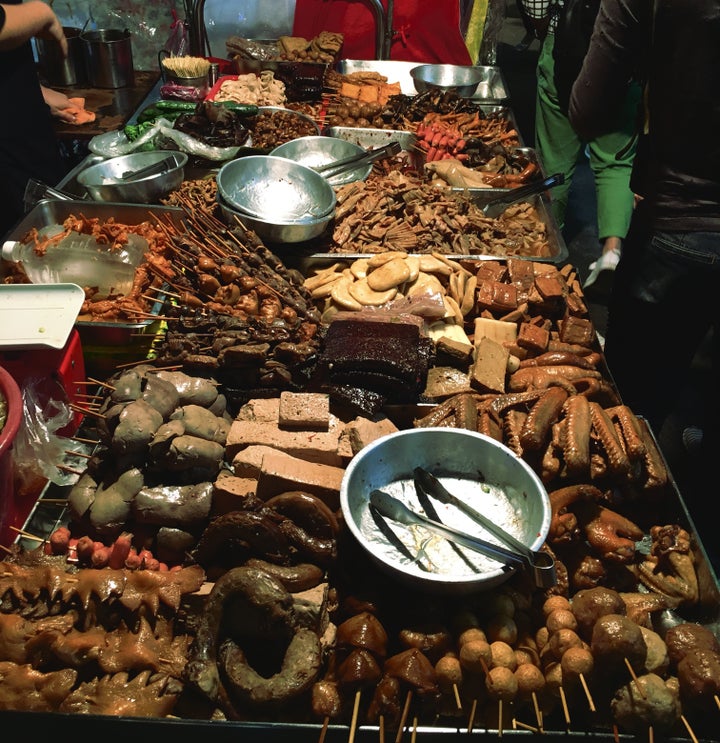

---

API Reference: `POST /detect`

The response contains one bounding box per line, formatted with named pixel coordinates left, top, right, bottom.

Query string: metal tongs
left=120, top=155, right=176, bottom=182
left=481, top=172, right=565, bottom=218
left=369, top=468, right=557, bottom=589
left=314, top=141, right=402, bottom=179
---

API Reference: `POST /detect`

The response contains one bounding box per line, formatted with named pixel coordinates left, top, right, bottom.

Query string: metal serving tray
left=2, top=199, right=183, bottom=374
left=295, top=190, right=568, bottom=266
left=337, top=60, right=510, bottom=103
left=6, top=415, right=720, bottom=742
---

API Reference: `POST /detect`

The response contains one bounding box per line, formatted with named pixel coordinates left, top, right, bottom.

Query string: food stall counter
left=51, top=70, right=160, bottom=140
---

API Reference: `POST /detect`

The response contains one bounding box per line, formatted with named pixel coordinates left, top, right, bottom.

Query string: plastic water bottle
left=2, top=229, right=147, bottom=296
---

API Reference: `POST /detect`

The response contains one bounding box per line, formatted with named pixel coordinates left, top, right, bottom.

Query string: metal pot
left=81, top=28, right=134, bottom=88
left=36, top=27, right=87, bottom=87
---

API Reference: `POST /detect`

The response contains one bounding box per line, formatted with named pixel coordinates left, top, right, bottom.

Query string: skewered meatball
left=571, top=586, right=626, bottom=640
left=610, top=673, right=681, bottom=734
left=591, top=614, right=647, bottom=676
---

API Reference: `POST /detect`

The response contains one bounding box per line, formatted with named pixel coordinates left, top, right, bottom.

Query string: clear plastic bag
left=89, top=119, right=242, bottom=161
left=13, top=377, right=78, bottom=494
left=163, top=9, right=190, bottom=57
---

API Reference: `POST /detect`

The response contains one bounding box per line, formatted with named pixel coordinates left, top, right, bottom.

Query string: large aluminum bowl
left=76, top=150, right=187, bottom=203
left=216, top=155, right=336, bottom=222
left=340, top=427, right=552, bottom=594
left=217, top=192, right=333, bottom=244
left=270, top=135, right=373, bottom=186
left=410, top=64, right=485, bottom=97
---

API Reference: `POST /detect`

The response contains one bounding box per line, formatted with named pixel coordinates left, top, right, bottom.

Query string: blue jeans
left=604, top=214, right=720, bottom=434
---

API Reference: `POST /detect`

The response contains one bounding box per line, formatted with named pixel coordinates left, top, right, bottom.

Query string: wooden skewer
left=378, top=714, right=385, bottom=743
left=71, top=436, right=100, bottom=445
left=612, top=722, right=621, bottom=743
left=0, top=544, right=13, bottom=555
left=395, top=690, right=412, bottom=743
left=648, top=725, right=654, bottom=743
left=318, top=715, right=329, bottom=743
left=467, top=698, right=478, bottom=733
left=73, top=397, right=101, bottom=408
left=624, top=658, right=646, bottom=698
left=497, top=699, right=503, bottom=738
left=57, top=463, right=85, bottom=475
left=531, top=691, right=543, bottom=731
left=64, top=449, right=92, bottom=459
left=87, top=377, right=115, bottom=390
left=715, top=694, right=720, bottom=711
left=513, top=720, right=539, bottom=733
left=579, top=672, right=596, bottom=712
left=681, top=714, right=699, bottom=743
left=453, top=682, right=462, bottom=710
left=409, top=716, right=418, bottom=743
left=348, top=689, right=361, bottom=743
left=10, top=526, right=43, bottom=542
left=558, top=685, right=571, bottom=727
left=75, top=392, right=103, bottom=401
left=69, top=403, right=105, bottom=420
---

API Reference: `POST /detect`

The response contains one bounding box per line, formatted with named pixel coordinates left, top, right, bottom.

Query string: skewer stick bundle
left=161, top=55, right=210, bottom=79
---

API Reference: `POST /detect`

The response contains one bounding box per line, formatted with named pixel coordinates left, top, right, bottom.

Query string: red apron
left=292, top=0, right=472, bottom=63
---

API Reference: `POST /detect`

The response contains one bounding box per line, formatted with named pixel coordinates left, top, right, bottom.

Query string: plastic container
left=1, top=231, right=147, bottom=296
left=0, top=366, right=22, bottom=547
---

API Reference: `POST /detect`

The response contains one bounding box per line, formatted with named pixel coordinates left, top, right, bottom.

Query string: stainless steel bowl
left=217, top=192, right=334, bottom=244
left=216, top=155, right=336, bottom=222
left=340, top=427, right=552, bottom=594
left=410, top=64, right=485, bottom=97
left=76, top=150, right=188, bottom=203
left=270, top=135, right=373, bottom=186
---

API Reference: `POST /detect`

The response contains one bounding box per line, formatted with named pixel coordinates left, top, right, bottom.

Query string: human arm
left=568, top=0, right=647, bottom=140
left=0, top=1, right=66, bottom=53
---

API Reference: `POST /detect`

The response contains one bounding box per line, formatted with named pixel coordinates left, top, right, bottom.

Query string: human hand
left=41, top=85, right=77, bottom=122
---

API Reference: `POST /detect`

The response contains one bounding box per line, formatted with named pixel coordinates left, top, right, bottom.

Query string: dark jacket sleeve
left=568, top=0, right=646, bottom=140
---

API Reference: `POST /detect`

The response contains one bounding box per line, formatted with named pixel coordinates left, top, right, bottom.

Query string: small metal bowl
left=216, top=154, right=336, bottom=222
left=410, top=64, right=485, bottom=97
left=76, top=150, right=188, bottom=203
left=217, top=192, right=334, bottom=244
left=340, top=427, right=552, bottom=594
left=270, top=135, right=373, bottom=186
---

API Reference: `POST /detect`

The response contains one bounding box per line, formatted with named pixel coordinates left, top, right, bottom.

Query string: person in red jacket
left=292, top=0, right=472, bottom=63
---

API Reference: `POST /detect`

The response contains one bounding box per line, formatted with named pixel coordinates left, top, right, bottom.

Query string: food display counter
left=1, top=54, right=720, bottom=743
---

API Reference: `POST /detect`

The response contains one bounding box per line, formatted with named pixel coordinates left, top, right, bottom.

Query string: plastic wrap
left=89, top=118, right=242, bottom=161
left=13, top=377, right=77, bottom=493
